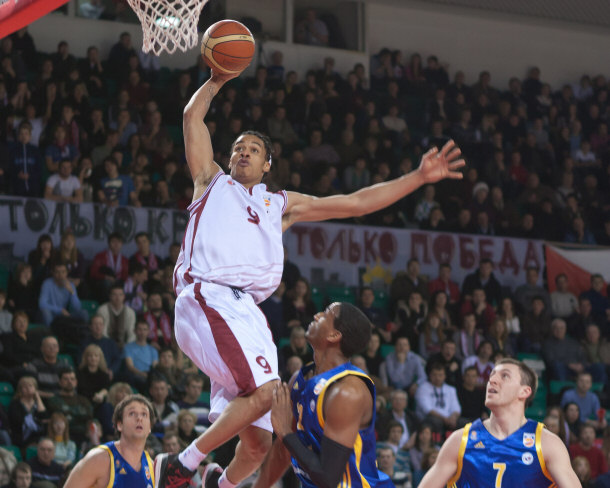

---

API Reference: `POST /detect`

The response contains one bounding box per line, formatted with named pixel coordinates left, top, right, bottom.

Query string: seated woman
left=6, top=263, right=38, bottom=321
left=52, top=230, right=86, bottom=291
left=418, top=312, right=446, bottom=360
left=76, top=344, right=111, bottom=405
left=1, top=311, right=40, bottom=371
left=279, top=326, right=313, bottom=373
left=7, top=376, right=48, bottom=449
left=28, top=234, right=53, bottom=291
left=47, top=412, right=77, bottom=468
left=282, top=277, right=317, bottom=329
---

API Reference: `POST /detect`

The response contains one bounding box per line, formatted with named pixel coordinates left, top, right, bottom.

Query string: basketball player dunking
left=418, top=359, right=579, bottom=487
left=64, top=394, right=156, bottom=488
left=154, top=70, right=465, bottom=488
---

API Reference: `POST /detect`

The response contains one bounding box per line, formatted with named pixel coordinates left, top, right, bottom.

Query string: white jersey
left=174, top=172, right=287, bottom=303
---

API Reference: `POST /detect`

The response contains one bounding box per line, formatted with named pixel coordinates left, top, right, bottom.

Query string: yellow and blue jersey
left=448, top=419, right=556, bottom=488
left=290, top=362, right=394, bottom=488
left=98, top=441, right=155, bottom=488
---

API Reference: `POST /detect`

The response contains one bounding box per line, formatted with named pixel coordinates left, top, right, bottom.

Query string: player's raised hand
left=418, top=140, right=466, bottom=184
left=271, top=383, right=294, bottom=440
left=210, top=68, right=241, bottom=83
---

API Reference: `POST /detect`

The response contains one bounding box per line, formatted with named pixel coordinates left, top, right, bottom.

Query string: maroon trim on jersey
left=183, top=172, right=222, bottom=286
left=193, top=282, right=257, bottom=395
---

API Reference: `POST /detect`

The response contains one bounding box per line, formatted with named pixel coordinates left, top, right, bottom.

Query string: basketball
left=201, top=20, right=255, bottom=75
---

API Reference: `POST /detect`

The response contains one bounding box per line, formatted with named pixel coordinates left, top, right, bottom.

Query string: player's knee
left=242, top=433, right=272, bottom=461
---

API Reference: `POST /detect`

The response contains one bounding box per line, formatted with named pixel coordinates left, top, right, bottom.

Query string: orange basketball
left=201, top=20, right=255, bottom=75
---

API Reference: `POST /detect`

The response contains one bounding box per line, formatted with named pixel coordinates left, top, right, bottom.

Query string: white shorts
left=174, top=281, right=279, bottom=432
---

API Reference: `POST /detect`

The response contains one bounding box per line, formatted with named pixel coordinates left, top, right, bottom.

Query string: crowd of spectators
left=1, top=22, right=610, bottom=488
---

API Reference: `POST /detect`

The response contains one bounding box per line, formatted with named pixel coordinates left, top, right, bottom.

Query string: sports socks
left=178, top=441, right=207, bottom=471
left=218, top=470, right=237, bottom=488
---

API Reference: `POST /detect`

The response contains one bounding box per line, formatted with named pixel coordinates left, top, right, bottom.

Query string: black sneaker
left=202, top=463, right=223, bottom=488
left=154, top=453, right=195, bottom=488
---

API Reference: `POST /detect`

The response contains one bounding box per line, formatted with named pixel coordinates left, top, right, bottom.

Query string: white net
left=126, top=0, right=210, bottom=55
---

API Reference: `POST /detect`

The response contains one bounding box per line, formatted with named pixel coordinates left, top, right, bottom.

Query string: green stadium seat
left=325, top=286, right=355, bottom=305
left=27, top=322, right=47, bottom=331
left=373, top=290, right=389, bottom=310
left=311, top=286, right=324, bottom=311
left=592, top=382, right=604, bottom=392
left=525, top=405, right=546, bottom=422
left=380, top=344, right=395, bottom=358
left=58, top=353, right=75, bottom=369
left=199, top=391, right=211, bottom=404
left=167, top=125, right=184, bottom=145
left=549, top=380, right=575, bottom=395
left=0, top=382, right=13, bottom=408
left=278, top=337, right=290, bottom=349
left=0, top=264, right=9, bottom=290
left=25, top=445, right=37, bottom=460
left=4, top=445, right=21, bottom=461
left=81, top=299, right=99, bottom=316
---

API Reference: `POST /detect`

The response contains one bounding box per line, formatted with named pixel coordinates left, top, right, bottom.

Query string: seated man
left=379, top=337, right=426, bottom=397
left=457, top=366, right=487, bottom=426
left=28, top=437, right=65, bottom=487
left=427, top=262, right=460, bottom=306
left=580, top=274, right=610, bottom=321
left=25, top=336, right=70, bottom=398
left=148, top=376, right=179, bottom=435
left=44, top=158, right=83, bottom=203
left=551, top=273, right=579, bottom=320
left=415, top=362, right=461, bottom=435
left=569, top=424, right=609, bottom=480
left=376, top=445, right=412, bottom=488
left=427, top=339, right=462, bottom=387
left=96, top=284, right=136, bottom=350
left=143, top=292, right=172, bottom=350
left=77, top=315, right=122, bottom=379
left=376, top=389, right=417, bottom=450
left=122, top=319, right=159, bottom=391
left=176, top=373, right=211, bottom=429
left=357, top=287, right=393, bottom=342
left=561, top=372, right=606, bottom=430
left=452, top=313, right=484, bottom=360
left=88, top=232, right=129, bottom=302
left=459, top=288, right=495, bottom=332
left=461, top=340, right=494, bottom=387
left=514, top=266, right=550, bottom=314
left=543, top=318, right=589, bottom=381
left=39, top=262, right=88, bottom=328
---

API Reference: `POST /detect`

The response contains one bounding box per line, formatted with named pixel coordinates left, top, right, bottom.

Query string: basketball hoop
left=126, top=0, right=210, bottom=55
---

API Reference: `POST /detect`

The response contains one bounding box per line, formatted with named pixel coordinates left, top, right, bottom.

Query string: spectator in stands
left=279, top=326, right=313, bottom=372
left=376, top=389, right=416, bottom=449
left=581, top=274, right=610, bottom=321
left=303, top=128, right=340, bottom=165
left=148, top=376, right=178, bottom=434
left=380, top=337, right=426, bottom=396
left=461, top=340, right=494, bottom=387
left=176, top=374, right=210, bottom=429
left=570, top=297, right=599, bottom=340
left=377, top=420, right=412, bottom=473
left=43, top=159, right=82, bottom=203
left=461, top=258, right=502, bottom=307
left=561, top=372, right=606, bottom=430
left=1, top=311, right=39, bottom=370
left=394, top=290, right=427, bottom=348
left=427, top=263, right=460, bottom=307
left=414, top=185, right=439, bottom=223
left=150, top=347, right=184, bottom=391
left=427, top=339, right=461, bottom=387
left=46, top=411, right=76, bottom=468
left=7, top=376, right=47, bottom=448
left=8, top=122, right=42, bottom=197
left=98, top=156, right=138, bottom=207
left=377, top=446, right=411, bottom=488
left=295, top=8, right=329, bottom=46
left=565, top=215, right=597, bottom=245
left=428, top=290, right=454, bottom=333
left=486, top=317, right=514, bottom=356
left=123, top=319, right=158, bottom=391
left=390, top=258, right=429, bottom=313
left=544, top=318, right=590, bottom=381
left=358, top=287, right=392, bottom=342
left=5, top=461, right=32, bottom=488
left=415, top=362, right=461, bottom=435
left=47, top=367, right=93, bottom=444
left=25, top=336, right=69, bottom=399
left=44, top=125, right=79, bottom=176
left=497, top=296, right=520, bottom=349
left=107, top=32, right=136, bottom=80
left=52, top=230, right=86, bottom=290
left=38, top=262, right=87, bottom=328
left=459, top=287, right=496, bottom=332
left=77, top=315, right=121, bottom=380
left=551, top=273, right=580, bottom=320
left=259, top=281, right=286, bottom=340
left=409, top=424, right=436, bottom=484
left=514, top=266, right=550, bottom=314
left=582, top=324, right=610, bottom=383
left=6, top=263, right=37, bottom=320
left=96, top=285, right=135, bottom=350
left=457, top=365, right=487, bottom=426
left=143, top=292, right=172, bottom=350
left=76, top=344, right=111, bottom=408
left=129, top=232, right=160, bottom=281
left=362, top=331, right=384, bottom=377
left=569, top=425, right=608, bottom=480
left=453, top=313, right=484, bottom=361
left=282, top=277, right=317, bottom=329
left=89, top=232, right=129, bottom=301
left=27, top=437, right=64, bottom=487
left=520, top=296, right=552, bottom=353
left=419, top=312, right=446, bottom=360
left=123, top=263, right=147, bottom=314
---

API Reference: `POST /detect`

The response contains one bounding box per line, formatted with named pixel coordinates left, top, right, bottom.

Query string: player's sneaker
left=154, top=453, right=195, bottom=488
left=202, top=463, right=223, bottom=488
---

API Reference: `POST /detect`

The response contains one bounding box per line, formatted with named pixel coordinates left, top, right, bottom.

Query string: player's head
left=229, top=131, right=273, bottom=184
left=112, top=394, right=156, bottom=439
left=306, top=302, right=371, bottom=358
left=486, top=358, right=537, bottom=409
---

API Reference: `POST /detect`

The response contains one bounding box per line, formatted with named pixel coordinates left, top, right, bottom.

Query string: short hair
left=495, top=358, right=538, bottom=407
left=387, top=420, right=404, bottom=433
left=135, top=232, right=150, bottom=241
left=185, top=374, right=204, bottom=387
left=108, top=232, right=123, bottom=243
left=231, top=131, right=272, bottom=162
left=554, top=273, right=567, bottom=284
left=58, top=366, right=75, bottom=379
left=480, top=258, right=493, bottom=266
left=463, top=366, right=478, bottom=376
left=103, top=156, right=119, bottom=168
left=333, top=303, right=372, bottom=357
left=427, top=362, right=445, bottom=375
left=112, top=394, right=156, bottom=431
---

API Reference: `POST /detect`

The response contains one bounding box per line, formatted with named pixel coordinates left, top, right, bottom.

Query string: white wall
left=368, top=1, right=610, bottom=89
left=227, top=0, right=285, bottom=41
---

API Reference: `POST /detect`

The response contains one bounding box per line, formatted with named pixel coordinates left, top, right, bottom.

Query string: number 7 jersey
left=449, top=419, right=556, bottom=488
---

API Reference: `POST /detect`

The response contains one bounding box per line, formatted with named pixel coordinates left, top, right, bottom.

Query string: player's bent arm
left=541, top=428, right=581, bottom=487
left=417, top=429, right=463, bottom=488
left=281, top=377, right=369, bottom=488
left=63, top=446, right=110, bottom=488
left=183, top=75, right=226, bottom=190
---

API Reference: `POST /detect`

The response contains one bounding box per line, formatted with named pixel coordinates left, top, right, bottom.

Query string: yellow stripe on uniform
left=353, top=434, right=371, bottom=488
left=446, top=423, right=471, bottom=487
left=535, top=422, right=557, bottom=487
left=315, top=370, right=372, bottom=428
left=145, top=450, right=155, bottom=486
left=97, top=445, right=115, bottom=488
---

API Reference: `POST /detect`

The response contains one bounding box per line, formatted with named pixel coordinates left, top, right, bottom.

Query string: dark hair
left=103, top=156, right=119, bottom=168
left=333, top=303, right=372, bottom=357
left=495, top=358, right=538, bottom=407
left=231, top=131, right=272, bottom=162
left=112, top=394, right=156, bottom=431
left=58, top=366, right=75, bottom=379
left=108, top=232, right=123, bottom=244
left=135, top=232, right=150, bottom=241
left=387, top=420, right=404, bottom=433
left=463, top=366, right=478, bottom=376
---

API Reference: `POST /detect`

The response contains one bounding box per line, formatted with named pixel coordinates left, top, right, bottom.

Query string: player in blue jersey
left=249, top=302, right=394, bottom=488
left=418, top=358, right=579, bottom=487
left=64, top=394, right=156, bottom=488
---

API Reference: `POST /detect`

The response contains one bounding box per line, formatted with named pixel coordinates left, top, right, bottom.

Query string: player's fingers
left=423, top=146, right=438, bottom=158
left=449, top=159, right=466, bottom=169
left=440, top=139, right=456, bottom=157
left=446, top=147, right=462, bottom=161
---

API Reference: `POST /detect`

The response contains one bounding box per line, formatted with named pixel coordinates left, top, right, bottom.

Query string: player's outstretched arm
left=541, top=429, right=581, bottom=487
left=183, top=70, right=237, bottom=195
left=417, top=429, right=463, bottom=488
left=283, top=140, right=465, bottom=229
left=63, top=447, right=110, bottom=488
left=252, top=435, right=293, bottom=488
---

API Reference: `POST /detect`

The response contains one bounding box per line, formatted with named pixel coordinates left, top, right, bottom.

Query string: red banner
left=0, top=0, right=70, bottom=39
